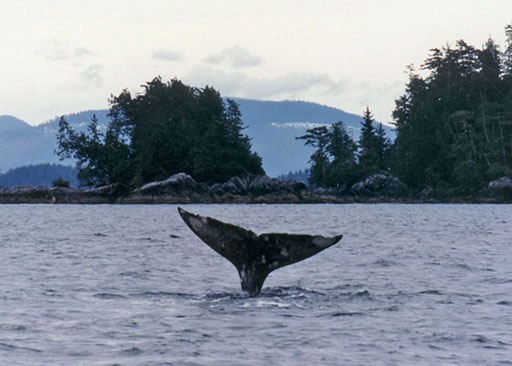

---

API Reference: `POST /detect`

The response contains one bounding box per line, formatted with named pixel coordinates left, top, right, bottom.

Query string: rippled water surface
left=1, top=204, right=512, bottom=365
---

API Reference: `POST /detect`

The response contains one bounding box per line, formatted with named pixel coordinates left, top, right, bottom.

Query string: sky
left=2, top=0, right=512, bottom=126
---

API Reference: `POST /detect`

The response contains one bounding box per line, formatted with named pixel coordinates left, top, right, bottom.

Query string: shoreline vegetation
left=1, top=173, right=511, bottom=204
left=3, top=25, right=512, bottom=198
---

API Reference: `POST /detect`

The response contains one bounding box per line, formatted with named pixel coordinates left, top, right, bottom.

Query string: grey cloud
left=204, top=46, right=263, bottom=68
left=39, top=40, right=94, bottom=61
left=152, top=49, right=183, bottom=61
left=351, top=80, right=404, bottom=105
left=248, top=72, right=344, bottom=98
left=78, top=64, right=103, bottom=89
left=73, top=47, right=94, bottom=58
left=39, top=40, right=70, bottom=61
left=185, top=66, right=248, bottom=93
left=185, top=66, right=344, bottom=100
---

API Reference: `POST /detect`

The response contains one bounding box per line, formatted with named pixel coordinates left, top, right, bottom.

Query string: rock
left=313, top=187, right=337, bottom=196
left=0, top=185, right=114, bottom=204
left=488, top=176, right=512, bottom=190
left=290, top=180, right=307, bottom=192
left=0, top=185, right=53, bottom=203
left=103, top=174, right=309, bottom=203
left=125, top=172, right=210, bottom=203
left=231, top=176, right=249, bottom=193
left=252, top=192, right=301, bottom=203
left=85, top=183, right=119, bottom=195
left=136, top=173, right=198, bottom=195
left=217, top=176, right=249, bottom=195
left=247, top=176, right=289, bottom=195
left=218, top=180, right=240, bottom=195
left=350, top=174, right=407, bottom=196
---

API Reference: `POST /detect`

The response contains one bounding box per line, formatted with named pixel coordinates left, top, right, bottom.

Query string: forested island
left=294, top=24, right=512, bottom=197
left=2, top=24, right=512, bottom=203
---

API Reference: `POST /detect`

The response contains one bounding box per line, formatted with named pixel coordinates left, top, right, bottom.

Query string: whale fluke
left=177, top=207, right=342, bottom=295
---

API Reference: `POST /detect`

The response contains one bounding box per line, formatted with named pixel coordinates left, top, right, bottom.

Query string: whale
left=177, top=207, right=343, bottom=295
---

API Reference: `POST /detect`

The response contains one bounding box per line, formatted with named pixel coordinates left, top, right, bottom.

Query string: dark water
left=1, top=204, right=511, bottom=365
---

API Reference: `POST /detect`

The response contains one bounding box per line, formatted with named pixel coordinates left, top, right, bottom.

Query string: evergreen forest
left=298, top=23, right=512, bottom=193
left=277, top=169, right=310, bottom=185
left=56, top=78, right=264, bottom=190
left=296, top=108, right=389, bottom=190
left=54, top=23, right=512, bottom=196
left=0, top=164, right=79, bottom=188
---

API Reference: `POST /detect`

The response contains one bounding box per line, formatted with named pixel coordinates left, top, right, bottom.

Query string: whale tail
left=177, top=207, right=342, bottom=295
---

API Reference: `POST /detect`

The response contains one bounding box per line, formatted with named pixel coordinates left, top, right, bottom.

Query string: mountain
left=0, top=111, right=109, bottom=173
left=230, top=98, right=395, bottom=176
left=0, top=99, right=395, bottom=177
left=0, top=163, right=80, bottom=188
left=0, top=115, right=32, bottom=132
left=0, top=116, right=58, bottom=173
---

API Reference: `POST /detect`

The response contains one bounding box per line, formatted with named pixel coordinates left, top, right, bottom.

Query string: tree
left=503, top=23, right=512, bottom=76
left=296, top=126, right=330, bottom=186
left=55, top=114, right=132, bottom=189
left=0, top=164, right=79, bottom=187
left=52, top=177, right=70, bottom=188
left=296, top=120, right=358, bottom=188
left=358, top=107, right=389, bottom=175
left=56, top=77, right=264, bottom=190
left=375, top=122, right=391, bottom=170
left=324, top=120, right=358, bottom=188
left=391, top=28, right=512, bottom=191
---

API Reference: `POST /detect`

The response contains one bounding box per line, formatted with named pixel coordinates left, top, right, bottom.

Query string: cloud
left=152, top=49, right=183, bottom=61
left=249, top=72, right=344, bottom=98
left=38, top=40, right=94, bottom=61
left=38, top=40, right=70, bottom=61
left=73, top=47, right=94, bottom=58
left=204, top=46, right=263, bottom=68
left=184, top=66, right=344, bottom=100
left=185, top=66, right=247, bottom=94
left=78, top=64, right=103, bottom=89
left=183, top=66, right=406, bottom=124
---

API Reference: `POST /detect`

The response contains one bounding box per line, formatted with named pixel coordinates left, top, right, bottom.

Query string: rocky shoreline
left=1, top=173, right=511, bottom=204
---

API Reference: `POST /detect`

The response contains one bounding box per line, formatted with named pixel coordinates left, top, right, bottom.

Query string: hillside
left=0, top=164, right=79, bottom=188
left=0, top=115, right=32, bottom=132
left=231, top=98, right=394, bottom=176
left=0, top=99, right=395, bottom=177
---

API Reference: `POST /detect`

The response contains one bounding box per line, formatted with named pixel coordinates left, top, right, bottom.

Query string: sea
left=0, top=203, right=511, bottom=365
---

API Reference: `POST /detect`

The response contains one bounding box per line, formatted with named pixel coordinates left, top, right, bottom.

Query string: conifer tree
left=56, top=77, right=264, bottom=190
left=358, top=107, right=382, bottom=175
left=503, top=23, right=512, bottom=76
left=391, top=27, right=512, bottom=191
left=297, top=120, right=358, bottom=188
left=324, top=120, right=358, bottom=188
left=296, top=126, right=330, bottom=186
left=375, top=122, right=391, bottom=171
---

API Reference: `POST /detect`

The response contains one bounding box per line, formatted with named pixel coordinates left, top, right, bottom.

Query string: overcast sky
left=2, top=1, right=512, bottom=126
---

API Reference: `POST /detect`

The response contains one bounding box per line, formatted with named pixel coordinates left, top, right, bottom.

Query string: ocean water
left=0, top=203, right=511, bottom=365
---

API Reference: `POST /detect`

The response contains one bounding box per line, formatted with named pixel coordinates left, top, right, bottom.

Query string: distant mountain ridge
left=230, top=98, right=364, bottom=124
left=231, top=98, right=394, bottom=176
left=0, top=163, right=79, bottom=188
left=0, top=115, right=32, bottom=132
left=0, top=99, right=395, bottom=177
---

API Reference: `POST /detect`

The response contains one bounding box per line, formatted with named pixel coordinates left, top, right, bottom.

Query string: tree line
left=298, top=23, right=512, bottom=193
left=56, top=23, right=512, bottom=195
left=391, top=27, right=512, bottom=191
left=296, top=108, right=390, bottom=189
left=0, top=164, right=79, bottom=188
left=56, top=77, right=263, bottom=191
left=277, top=169, right=310, bottom=185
